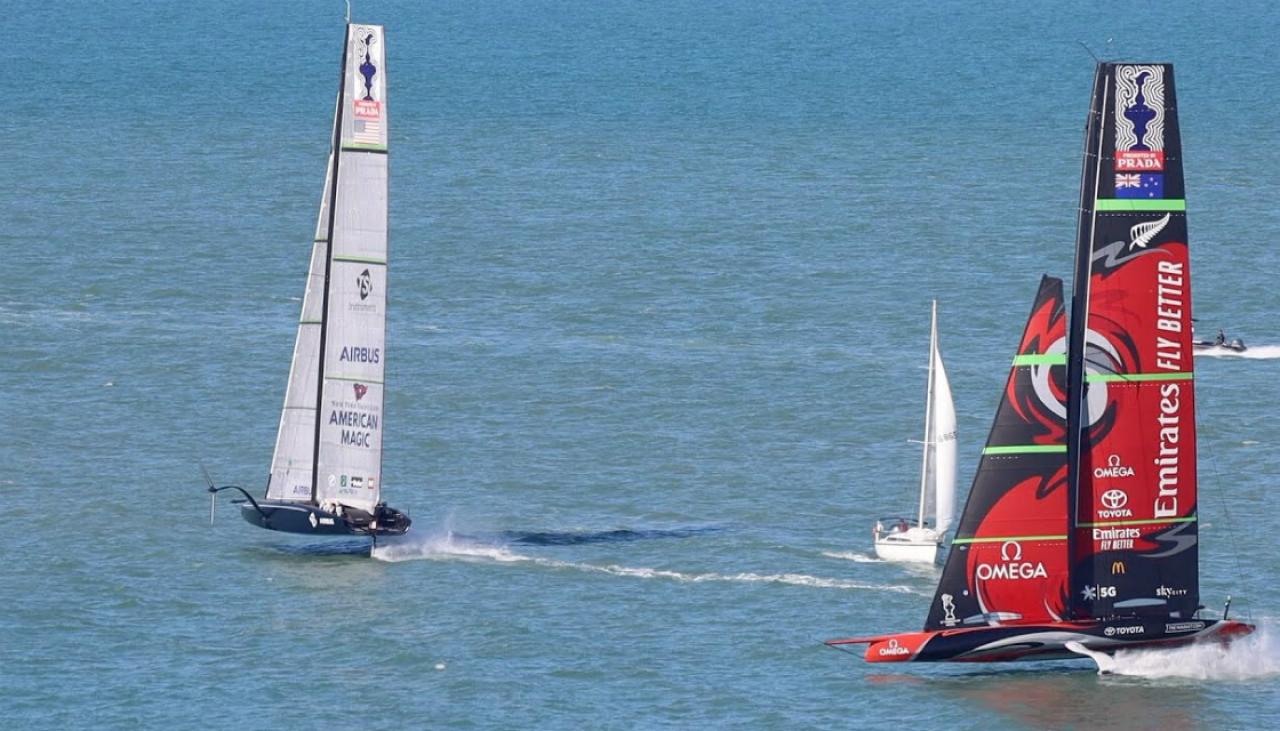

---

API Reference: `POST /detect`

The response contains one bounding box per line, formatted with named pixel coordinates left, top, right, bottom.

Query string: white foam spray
left=1195, top=344, right=1280, bottom=360
left=372, top=524, right=924, bottom=594
left=1079, top=621, right=1280, bottom=680
left=822, top=551, right=884, bottom=563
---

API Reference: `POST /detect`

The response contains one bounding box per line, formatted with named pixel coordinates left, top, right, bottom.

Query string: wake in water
left=498, top=525, right=722, bottom=546
left=1074, top=621, right=1280, bottom=680
left=822, top=550, right=883, bottom=563
left=1195, top=344, right=1280, bottom=360
left=372, top=526, right=924, bottom=594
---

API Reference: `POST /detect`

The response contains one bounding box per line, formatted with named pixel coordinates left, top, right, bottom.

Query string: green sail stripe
left=332, top=255, right=387, bottom=265
left=1012, top=353, right=1067, bottom=366
left=283, top=405, right=316, bottom=411
left=1086, top=371, right=1194, bottom=383
left=1096, top=199, right=1186, bottom=211
left=952, top=534, right=1068, bottom=545
left=341, top=143, right=388, bottom=153
left=1078, top=516, right=1198, bottom=528
left=325, top=375, right=384, bottom=385
left=299, top=320, right=322, bottom=325
left=982, top=445, right=1067, bottom=455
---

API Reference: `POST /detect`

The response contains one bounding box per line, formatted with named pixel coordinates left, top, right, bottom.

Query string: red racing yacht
left=828, top=62, right=1253, bottom=663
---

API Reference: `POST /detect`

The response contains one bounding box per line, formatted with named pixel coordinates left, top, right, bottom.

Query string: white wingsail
left=268, top=25, right=389, bottom=515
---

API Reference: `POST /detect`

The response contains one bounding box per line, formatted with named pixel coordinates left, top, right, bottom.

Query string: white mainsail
left=916, top=301, right=958, bottom=535
left=931, top=319, right=957, bottom=535
left=268, top=25, right=389, bottom=515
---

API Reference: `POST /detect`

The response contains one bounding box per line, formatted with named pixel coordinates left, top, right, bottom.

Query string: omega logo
left=1000, top=541, right=1022, bottom=561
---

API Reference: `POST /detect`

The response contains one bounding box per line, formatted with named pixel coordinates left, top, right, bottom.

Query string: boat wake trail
left=1082, top=622, right=1280, bottom=679
left=372, top=528, right=923, bottom=594
left=1196, top=344, right=1280, bottom=359
left=822, top=551, right=884, bottom=563
left=498, top=525, right=722, bottom=545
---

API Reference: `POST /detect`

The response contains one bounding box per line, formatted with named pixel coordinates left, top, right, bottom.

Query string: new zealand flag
left=1114, top=173, right=1164, bottom=199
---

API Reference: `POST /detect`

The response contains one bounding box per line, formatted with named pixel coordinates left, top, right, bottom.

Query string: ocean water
left=4, top=1, right=1280, bottom=727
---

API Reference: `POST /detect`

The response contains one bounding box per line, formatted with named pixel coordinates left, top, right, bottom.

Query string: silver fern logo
left=1129, top=213, right=1171, bottom=250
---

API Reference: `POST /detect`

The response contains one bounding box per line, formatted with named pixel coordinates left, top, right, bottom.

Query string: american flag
left=353, top=119, right=382, bottom=145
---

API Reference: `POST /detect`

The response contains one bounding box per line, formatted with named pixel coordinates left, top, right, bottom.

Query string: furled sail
left=924, top=277, right=1068, bottom=631
left=268, top=25, right=389, bottom=515
left=1066, top=64, right=1199, bottom=620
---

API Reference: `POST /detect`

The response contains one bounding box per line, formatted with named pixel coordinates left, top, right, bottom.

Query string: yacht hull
left=827, top=618, right=1253, bottom=663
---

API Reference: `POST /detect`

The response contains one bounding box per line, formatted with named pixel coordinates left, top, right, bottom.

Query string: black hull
left=238, top=499, right=411, bottom=537
left=829, top=617, right=1254, bottom=663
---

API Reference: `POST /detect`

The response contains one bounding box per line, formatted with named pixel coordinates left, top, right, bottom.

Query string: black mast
left=1063, top=63, right=1109, bottom=620
left=311, top=26, right=351, bottom=504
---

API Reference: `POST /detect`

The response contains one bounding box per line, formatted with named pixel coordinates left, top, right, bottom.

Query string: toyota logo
left=1101, top=489, right=1128, bottom=510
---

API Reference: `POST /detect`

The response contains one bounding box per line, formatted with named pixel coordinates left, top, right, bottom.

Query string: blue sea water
left=4, top=0, right=1280, bottom=727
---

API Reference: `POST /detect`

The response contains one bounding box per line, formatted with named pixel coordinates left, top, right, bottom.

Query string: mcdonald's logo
left=1111, top=561, right=1126, bottom=575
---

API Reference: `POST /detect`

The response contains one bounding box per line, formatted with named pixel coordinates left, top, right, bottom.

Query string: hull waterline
left=238, top=499, right=411, bottom=536
left=827, top=618, right=1254, bottom=663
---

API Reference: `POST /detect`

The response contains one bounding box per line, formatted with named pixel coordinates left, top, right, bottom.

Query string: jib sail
left=925, top=277, right=1069, bottom=631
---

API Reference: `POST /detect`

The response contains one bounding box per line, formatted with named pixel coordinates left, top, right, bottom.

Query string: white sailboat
left=209, top=23, right=410, bottom=539
left=872, top=301, right=955, bottom=563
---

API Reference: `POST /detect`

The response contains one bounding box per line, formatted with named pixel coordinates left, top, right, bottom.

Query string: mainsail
left=1065, top=64, right=1199, bottom=620
left=267, top=25, right=389, bottom=515
left=917, top=302, right=957, bottom=535
left=925, top=277, right=1068, bottom=631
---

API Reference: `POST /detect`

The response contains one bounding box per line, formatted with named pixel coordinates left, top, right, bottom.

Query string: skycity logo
left=975, top=541, right=1048, bottom=581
